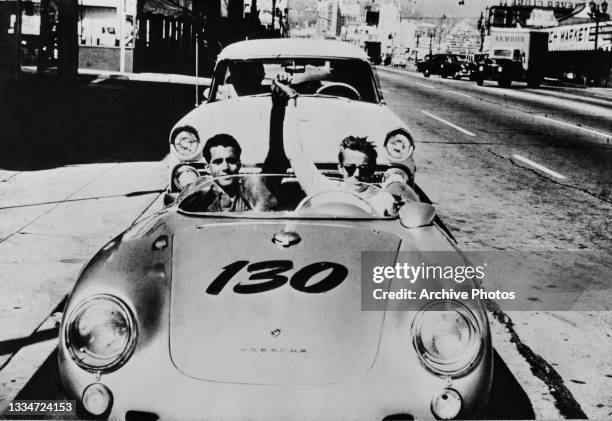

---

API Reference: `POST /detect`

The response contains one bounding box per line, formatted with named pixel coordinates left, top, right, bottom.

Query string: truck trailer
left=475, top=27, right=548, bottom=88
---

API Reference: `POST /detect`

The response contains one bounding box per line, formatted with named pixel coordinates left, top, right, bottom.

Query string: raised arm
left=271, top=80, right=334, bottom=196
left=261, top=75, right=291, bottom=174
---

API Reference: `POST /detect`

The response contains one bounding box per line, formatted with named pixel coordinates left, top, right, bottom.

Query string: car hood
left=173, top=96, right=405, bottom=165
left=169, top=221, right=401, bottom=384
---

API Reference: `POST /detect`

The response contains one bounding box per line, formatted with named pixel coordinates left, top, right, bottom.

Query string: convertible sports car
left=164, top=38, right=416, bottom=204
left=58, top=39, right=493, bottom=421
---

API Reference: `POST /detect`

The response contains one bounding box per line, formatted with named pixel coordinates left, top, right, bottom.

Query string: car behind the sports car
left=164, top=39, right=416, bottom=204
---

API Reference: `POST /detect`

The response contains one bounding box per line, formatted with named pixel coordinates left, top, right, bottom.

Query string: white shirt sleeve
left=283, top=106, right=336, bottom=196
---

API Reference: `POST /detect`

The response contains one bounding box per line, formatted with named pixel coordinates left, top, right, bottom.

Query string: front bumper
left=59, top=330, right=492, bottom=421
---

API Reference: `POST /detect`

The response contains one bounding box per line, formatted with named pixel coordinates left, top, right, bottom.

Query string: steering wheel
left=315, top=83, right=361, bottom=101
left=295, top=190, right=378, bottom=216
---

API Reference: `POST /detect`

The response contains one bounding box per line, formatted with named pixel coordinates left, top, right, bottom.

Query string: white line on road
left=421, top=110, right=476, bottom=137
left=512, top=154, right=567, bottom=180
left=380, top=88, right=390, bottom=93
left=534, top=115, right=612, bottom=140
left=91, top=78, right=106, bottom=84
left=445, top=90, right=473, bottom=99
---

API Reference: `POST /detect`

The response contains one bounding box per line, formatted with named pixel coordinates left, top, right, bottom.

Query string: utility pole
left=118, top=0, right=125, bottom=73
left=57, top=0, right=78, bottom=85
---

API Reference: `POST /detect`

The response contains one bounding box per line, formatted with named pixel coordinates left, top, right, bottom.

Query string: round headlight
left=497, top=66, right=503, bottom=73
left=412, top=301, right=482, bottom=377
left=385, top=132, right=414, bottom=160
left=66, top=295, right=136, bottom=372
left=172, top=130, right=200, bottom=159
left=478, top=65, right=484, bottom=71
left=173, top=165, right=200, bottom=189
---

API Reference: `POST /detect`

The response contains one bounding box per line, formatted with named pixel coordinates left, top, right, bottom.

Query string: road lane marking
left=512, top=154, right=567, bottom=180
left=380, top=88, right=390, bottom=93
left=421, top=111, right=476, bottom=137
left=445, top=90, right=473, bottom=99
left=534, top=115, right=612, bottom=140
left=91, top=78, right=106, bottom=84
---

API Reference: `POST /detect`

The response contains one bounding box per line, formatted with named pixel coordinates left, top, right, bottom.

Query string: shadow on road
left=481, top=350, right=536, bottom=419
left=0, top=73, right=196, bottom=171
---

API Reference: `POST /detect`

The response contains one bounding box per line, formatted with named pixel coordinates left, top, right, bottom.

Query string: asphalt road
left=377, top=66, right=612, bottom=419
left=0, top=70, right=610, bottom=419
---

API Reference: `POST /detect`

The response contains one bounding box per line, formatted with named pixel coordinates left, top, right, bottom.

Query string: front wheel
left=476, top=77, right=484, bottom=86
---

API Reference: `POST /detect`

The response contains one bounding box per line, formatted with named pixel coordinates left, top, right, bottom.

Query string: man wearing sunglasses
left=271, top=81, right=400, bottom=216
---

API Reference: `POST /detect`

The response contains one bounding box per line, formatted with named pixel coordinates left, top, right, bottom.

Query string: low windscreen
left=178, top=174, right=393, bottom=219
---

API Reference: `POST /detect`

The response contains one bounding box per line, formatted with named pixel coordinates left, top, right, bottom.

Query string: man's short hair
left=338, top=136, right=378, bottom=165
left=203, top=134, right=242, bottom=162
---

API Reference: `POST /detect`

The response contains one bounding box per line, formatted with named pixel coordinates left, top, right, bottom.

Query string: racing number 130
left=205, top=260, right=348, bottom=295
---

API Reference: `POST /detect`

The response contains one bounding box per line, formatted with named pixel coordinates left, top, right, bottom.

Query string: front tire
left=476, top=76, right=484, bottom=86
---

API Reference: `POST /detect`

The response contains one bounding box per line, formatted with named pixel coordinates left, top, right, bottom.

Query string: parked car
left=58, top=39, right=493, bottom=421
left=163, top=38, right=417, bottom=204
left=417, top=53, right=475, bottom=79
left=391, top=54, right=409, bottom=68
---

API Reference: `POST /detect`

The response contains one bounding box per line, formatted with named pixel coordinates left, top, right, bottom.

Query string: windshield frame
left=176, top=174, right=397, bottom=221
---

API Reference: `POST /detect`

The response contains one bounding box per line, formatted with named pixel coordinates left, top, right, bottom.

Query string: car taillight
left=173, top=164, right=200, bottom=190
left=172, top=129, right=200, bottom=159
left=385, top=131, right=414, bottom=160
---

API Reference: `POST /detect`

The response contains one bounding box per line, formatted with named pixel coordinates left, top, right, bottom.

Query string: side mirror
left=203, top=88, right=210, bottom=100
left=398, top=202, right=436, bottom=228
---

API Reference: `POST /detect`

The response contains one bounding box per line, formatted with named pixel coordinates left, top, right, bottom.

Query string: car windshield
left=211, top=58, right=380, bottom=103
left=177, top=174, right=394, bottom=220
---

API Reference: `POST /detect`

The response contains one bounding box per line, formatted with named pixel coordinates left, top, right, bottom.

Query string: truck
left=364, top=40, right=382, bottom=65
left=475, top=27, right=548, bottom=88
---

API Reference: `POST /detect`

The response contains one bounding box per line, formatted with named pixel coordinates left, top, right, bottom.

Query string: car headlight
left=173, top=164, right=200, bottom=190
left=497, top=66, right=503, bottom=73
left=172, top=129, right=200, bottom=159
left=65, top=295, right=136, bottom=372
left=412, top=301, right=482, bottom=377
left=385, top=131, right=413, bottom=160
left=478, top=65, right=484, bottom=71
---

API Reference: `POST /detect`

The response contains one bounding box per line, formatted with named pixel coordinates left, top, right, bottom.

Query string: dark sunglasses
left=211, top=157, right=239, bottom=166
left=343, top=164, right=374, bottom=179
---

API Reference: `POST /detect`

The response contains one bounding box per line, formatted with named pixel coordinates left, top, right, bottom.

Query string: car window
left=493, top=49, right=512, bottom=58
left=211, top=58, right=380, bottom=103
left=177, top=174, right=394, bottom=219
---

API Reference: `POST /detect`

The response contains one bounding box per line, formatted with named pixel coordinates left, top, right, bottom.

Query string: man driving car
left=271, top=80, right=417, bottom=216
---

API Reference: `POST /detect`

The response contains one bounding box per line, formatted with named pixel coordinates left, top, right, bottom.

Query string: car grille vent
left=125, top=410, right=159, bottom=421
left=382, top=414, right=415, bottom=421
